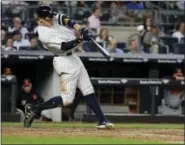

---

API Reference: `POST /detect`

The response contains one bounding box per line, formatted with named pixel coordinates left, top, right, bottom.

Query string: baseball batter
left=24, top=5, right=114, bottom=129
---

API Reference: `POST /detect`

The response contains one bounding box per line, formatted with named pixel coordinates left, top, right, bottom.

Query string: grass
left=2, top=122, right=184, bottom=129
left=2, top=122, right=184, bottom=144
left=2, top=135, right=165, bottom=144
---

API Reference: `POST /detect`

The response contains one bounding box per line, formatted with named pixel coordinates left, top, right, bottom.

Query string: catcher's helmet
left=35, top=5, right=55, bottom=19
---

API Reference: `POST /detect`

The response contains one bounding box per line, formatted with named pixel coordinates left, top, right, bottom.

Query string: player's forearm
left=73, top=24, right=81, bottom=32
left=63, top=17, right=81, bottom=31
left=61, top=38, right=82, bottom=50
left=62, top=15, right=92, bottom=41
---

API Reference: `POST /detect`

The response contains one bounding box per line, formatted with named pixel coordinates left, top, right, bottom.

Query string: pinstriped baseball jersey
left=37, top=13, right=94, bottom=106
left=38, top=14, right=77, bottom=55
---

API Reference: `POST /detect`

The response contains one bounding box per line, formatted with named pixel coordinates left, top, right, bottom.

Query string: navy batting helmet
left=35, top=5, right=55, bottom=19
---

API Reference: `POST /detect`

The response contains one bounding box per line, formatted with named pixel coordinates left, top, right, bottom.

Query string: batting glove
left=79, top=28, right=92, bottom=41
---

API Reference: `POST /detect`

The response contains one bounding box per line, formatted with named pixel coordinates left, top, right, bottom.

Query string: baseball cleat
left=24, top=104, right=36, bottom=128
left=25, top=104, right=33, bottom=114
left=24, top=111, right=36, bottom=128
left=97, top=122, right=115, bottom=129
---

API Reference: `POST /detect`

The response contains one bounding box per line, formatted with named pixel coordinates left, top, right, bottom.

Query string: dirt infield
left=2, top=126, right=184, bottom=143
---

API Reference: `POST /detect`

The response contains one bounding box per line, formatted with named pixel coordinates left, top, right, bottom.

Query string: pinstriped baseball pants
left=53, top=54, right=94, bottom=106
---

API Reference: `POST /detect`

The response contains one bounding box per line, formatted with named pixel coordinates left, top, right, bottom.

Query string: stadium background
left=1, top=1, right=185, bottom=122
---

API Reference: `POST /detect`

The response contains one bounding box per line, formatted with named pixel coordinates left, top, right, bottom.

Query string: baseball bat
left=90, top=38, right=113, bottom=61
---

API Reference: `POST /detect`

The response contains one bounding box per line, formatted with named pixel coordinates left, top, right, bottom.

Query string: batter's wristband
left=62, top=15, right=77, bottom=28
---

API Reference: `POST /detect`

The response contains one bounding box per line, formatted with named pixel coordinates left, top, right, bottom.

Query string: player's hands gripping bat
left=79, top=27, right=92, bottom=41
left=79, top=28, right=113, bottom=61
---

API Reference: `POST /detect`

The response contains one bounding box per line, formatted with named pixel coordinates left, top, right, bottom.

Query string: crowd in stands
left=139, top=17, right=185, bottom=54
left=1, top=1, right=185, bottom=54
left=2, top=1, right=184, bottom=23
left=151, top=1, right=184, bottom=10
left=1, top=16, right=43, bottom=51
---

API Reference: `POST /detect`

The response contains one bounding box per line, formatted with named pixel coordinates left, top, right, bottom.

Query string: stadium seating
left=165, top=30, right=174, bottom=36
left=173, top=43, right=185, bottom=54
left=19, top=46, right=30, bottom=50
left=159, top=37, right=179, bottom=53
left=158, top=44, right=168, bottom=54
left=83, top=42, right=103, bottom=52
left=117, top=42, right=126, bottom=50
left=159, top=24, right=174, bottom=34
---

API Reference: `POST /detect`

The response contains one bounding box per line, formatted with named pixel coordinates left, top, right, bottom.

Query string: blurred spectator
left=176, top=1, right=185, bottom=10
left=173, top=68, right=185, bottom=80
left=12, top=1, right=28, bottom=17
left=109, top=2, right=121, bottom=24
left=143, top=16, right=153, bottom=31
left=96, top=28, right=112, bottom=48
left=1, top=29, right=6, bottom=46
left=109, top=2, right=132, bottom=23
left=136, top=16, right=153, bottom=48
left=172, top=22, right=185, bottom=42
left=88, top=7, right=101, bottom=32
left=166, top=1, right=178, bottom=10
left=74, top=1, right=91, bottom=21
left=2, top=1, right=27, bottom=19
left=10, top=17, right=28, bottom=39
left=107, top=39, right=124, bottom=55
left=2, top=38, right=16, bottom=51
left=85, top=1, right=96, bottom=7
left=68, top=1, right=77, bottom=6
left=16, top=79, right=53, bottom=121
left=125, top=1, right=145, bottom=20
left=13, top=30, right=30, bottom=50
left=2, top=67, right=13, bottom=76
left=39, top=1, right=59, bottom=6
left=92, top=1, right=102, bottom=9
left=95, top=28, right=123, bottom=54
left=127, top=39, right=143, bottom=54
left=126, top=1, right=144, bottom=10
left=28, top=37, right=41, bottom=51
left=160, top=68, right=185, bottom=115
left=143, top=25, right=164, bottom=53
left=76, top=1, right=88, bottom=8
